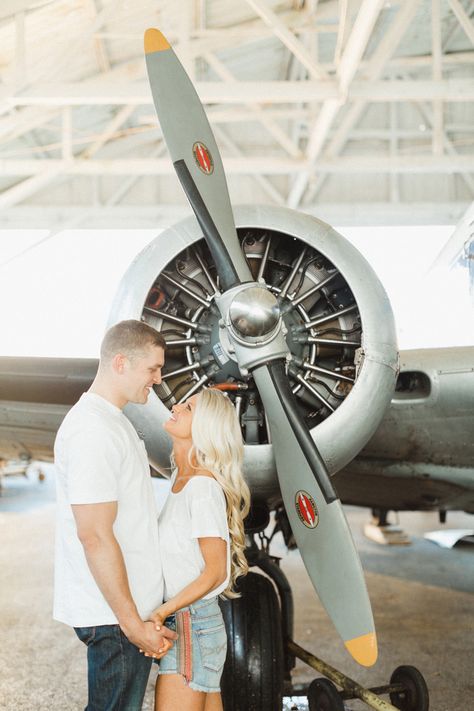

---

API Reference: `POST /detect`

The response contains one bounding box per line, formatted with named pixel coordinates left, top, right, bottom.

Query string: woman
left=151, top=388, right=250, bottom=711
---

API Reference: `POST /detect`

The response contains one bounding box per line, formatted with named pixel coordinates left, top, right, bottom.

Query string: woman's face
left=164, top=393, right=199, bottom=441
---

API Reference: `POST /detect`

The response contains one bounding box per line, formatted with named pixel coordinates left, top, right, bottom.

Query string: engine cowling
left=108, top=205, right=398, bottom=506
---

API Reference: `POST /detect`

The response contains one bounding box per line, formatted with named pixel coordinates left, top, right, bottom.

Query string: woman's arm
left=150, top=537, right=227, bottom=625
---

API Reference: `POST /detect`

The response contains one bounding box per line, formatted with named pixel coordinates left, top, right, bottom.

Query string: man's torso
left=53, top=392, right=163, bottom=627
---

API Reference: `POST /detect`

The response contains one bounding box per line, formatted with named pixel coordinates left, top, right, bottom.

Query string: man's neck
left=89, top=376, right=126, bottom=410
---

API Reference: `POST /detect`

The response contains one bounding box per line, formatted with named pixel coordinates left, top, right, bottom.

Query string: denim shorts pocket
left=197, top=624, right=227, bottom=672
left=74, top=626, right=96, bottom=645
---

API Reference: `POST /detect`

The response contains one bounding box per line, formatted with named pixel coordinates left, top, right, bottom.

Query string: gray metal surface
left=0, top=401, right=69, bottom=461
left=337, top=346, right=474, bottom=512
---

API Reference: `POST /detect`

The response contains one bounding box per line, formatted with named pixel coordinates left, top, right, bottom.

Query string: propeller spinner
left=144, top=28, right=377, bottom=666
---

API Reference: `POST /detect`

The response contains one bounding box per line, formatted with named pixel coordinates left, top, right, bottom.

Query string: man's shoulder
left=57, top=396, right=119, bottom=442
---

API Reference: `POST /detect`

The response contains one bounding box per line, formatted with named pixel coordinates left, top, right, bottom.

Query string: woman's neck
left=172, top=439, right=195, bottom=477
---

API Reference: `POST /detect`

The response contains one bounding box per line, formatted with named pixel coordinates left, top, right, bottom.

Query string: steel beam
left=2, top=79, right=473, bottom=107
left=1, top=155, right=472, bottom=176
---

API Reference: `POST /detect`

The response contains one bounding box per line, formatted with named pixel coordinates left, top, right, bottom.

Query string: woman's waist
left=166, top=595, right=221, bottom=620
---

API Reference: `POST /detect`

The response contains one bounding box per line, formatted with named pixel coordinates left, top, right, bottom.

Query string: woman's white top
left=158, top=472, right=230, bottom=600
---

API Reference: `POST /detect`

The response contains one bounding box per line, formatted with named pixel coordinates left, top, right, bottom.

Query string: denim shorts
left=156, top=596, right=227, bottom=693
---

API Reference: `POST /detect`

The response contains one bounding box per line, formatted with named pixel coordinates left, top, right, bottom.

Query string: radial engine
left=109, top=205, right=398, bottom=507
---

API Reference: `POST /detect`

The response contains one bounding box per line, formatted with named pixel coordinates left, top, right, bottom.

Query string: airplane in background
left=1, top=214, right=472, bottom=527
left=0, top=28, right=473, bottom=711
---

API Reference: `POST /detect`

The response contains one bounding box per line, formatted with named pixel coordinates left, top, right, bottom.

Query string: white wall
left=0, top=223, right=470, bottom=358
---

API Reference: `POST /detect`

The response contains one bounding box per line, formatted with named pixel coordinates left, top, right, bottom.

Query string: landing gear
left=220, top=516, right=429, bottom=711
left=220, top=511, right=291, bottom=711
left=220, top=565, right=430, bottom=710
left=219, top=572, right=284, bottom=711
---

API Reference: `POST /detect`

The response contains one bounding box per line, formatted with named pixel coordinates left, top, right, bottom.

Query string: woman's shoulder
left=193, top=468, right=215, bottom=480
left=187, top=471, right=223, bottom=496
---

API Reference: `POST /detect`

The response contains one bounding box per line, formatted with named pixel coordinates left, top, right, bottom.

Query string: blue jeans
left=74, top=624, right=152, bottom=711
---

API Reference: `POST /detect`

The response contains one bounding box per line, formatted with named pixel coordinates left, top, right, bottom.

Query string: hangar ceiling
left=0, top=0, right=473, bottom=229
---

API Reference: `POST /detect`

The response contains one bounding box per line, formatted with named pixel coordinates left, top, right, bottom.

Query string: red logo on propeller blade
left=295, top=490, right=319, bottom=529
left=192, top=141, right=214, bottom=174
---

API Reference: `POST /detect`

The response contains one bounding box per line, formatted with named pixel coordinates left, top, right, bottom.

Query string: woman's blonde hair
left=190, top=388, right=251, bottom=598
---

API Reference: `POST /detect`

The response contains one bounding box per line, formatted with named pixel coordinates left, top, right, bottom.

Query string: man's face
left=121, top=345, right=165, bottom=405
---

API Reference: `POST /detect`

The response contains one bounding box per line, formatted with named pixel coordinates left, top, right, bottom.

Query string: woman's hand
left=137, top=620, right=177, bottom=658
left=149, top=603, right=170, bottom=630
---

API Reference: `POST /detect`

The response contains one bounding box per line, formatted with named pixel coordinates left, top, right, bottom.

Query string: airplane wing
left=2, top=348, right=472, bottom=513
left=0, top=357, right=96, bottom=460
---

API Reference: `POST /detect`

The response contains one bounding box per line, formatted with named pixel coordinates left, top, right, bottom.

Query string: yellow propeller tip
left=344, top=632, right=378, bottom=667
left=144, top=28, right=171, bottom=54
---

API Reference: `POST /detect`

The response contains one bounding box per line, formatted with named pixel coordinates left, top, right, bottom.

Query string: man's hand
left=122, top=619, right=177, bottom=658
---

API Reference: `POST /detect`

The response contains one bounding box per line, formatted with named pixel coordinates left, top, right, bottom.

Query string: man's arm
left=72, top=501, right=177, bottom=655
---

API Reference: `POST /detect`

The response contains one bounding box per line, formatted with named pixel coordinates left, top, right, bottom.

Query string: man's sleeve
left=66, top=426, right=123, bottom=504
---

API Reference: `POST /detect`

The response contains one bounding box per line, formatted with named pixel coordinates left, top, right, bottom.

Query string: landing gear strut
left=291, top=640, right=429, bottom=711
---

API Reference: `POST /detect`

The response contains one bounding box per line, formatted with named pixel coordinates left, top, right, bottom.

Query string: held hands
left=140, top=603, right=174, bottom=659
left=150, top=603, right=170, bottom=630
left=127, top=618, right=177, bottom=660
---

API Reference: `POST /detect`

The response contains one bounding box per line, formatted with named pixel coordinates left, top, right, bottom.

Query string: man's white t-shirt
left=53, top=392, right=163, bottom=627
left=158, top=473, right=230, bottom=600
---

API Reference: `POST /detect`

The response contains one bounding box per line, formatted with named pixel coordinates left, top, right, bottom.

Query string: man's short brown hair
left=100, top=319, right=165, bottom=363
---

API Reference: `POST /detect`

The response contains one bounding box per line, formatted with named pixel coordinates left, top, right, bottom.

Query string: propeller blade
left=144, top=29, right=377, bottom=667
left=144, top=28, right=251, bottom=290
left=254, top=360, right=377, bottom=667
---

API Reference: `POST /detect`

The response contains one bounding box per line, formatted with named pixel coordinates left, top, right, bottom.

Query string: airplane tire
left=219, top=572, right=284, bottom=711
left=389, top=665, right=429, bottom=711
left=307, top=678, right=344, bottom=711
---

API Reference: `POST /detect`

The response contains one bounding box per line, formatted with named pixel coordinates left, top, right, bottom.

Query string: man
left=54, top=319, right=177, bottom=710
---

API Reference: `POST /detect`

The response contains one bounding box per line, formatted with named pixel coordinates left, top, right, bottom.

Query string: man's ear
left=112, top=353, right=127, bottom=374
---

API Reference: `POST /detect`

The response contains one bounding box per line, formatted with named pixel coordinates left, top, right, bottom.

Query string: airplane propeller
left=144, top=28, right=377, bottom=667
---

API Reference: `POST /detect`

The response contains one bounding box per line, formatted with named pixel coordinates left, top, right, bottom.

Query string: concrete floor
left=0, top=469, right=473, bottom=711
